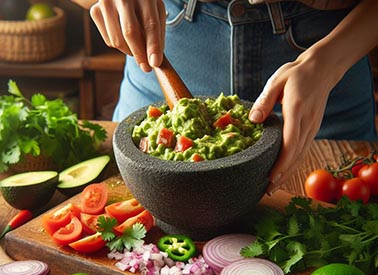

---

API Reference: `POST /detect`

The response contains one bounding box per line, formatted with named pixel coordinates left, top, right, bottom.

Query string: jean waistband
left=177, top=0, right=315, bottom=23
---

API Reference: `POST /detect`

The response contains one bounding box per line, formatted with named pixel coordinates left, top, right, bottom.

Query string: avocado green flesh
left=0, top=171, right=58, bottom=187
left=57, top=155, right=110, bottom=189
left=0, top=171, right=59, bottom=210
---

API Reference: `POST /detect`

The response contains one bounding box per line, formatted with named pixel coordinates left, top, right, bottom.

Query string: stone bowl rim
left=113, top=97, right=282, bottom=173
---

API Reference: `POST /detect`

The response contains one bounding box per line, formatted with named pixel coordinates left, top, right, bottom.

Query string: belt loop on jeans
left=266, top=2, right=286, bottom=34
left=185, top=0, right=198, bottom=22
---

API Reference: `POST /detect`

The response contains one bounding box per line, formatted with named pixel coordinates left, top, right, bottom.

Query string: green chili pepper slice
left=157, top=234, right=196, bottom=262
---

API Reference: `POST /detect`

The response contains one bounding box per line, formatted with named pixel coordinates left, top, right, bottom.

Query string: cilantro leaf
left=97, top=216, right=147, bottom=252
left=8, top=80, right=22, bottom=97
left=97, top=216, right=117, bottom=241
left=241, top=238, right=266, bottom=257
left=106, top=223, right=147, bottom=252
left=281, top=241, right=306, bottom=273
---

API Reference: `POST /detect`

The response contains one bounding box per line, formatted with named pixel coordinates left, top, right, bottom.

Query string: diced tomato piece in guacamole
left=175, top=136, right=193, bottom=152
left=213, top=111, right=240, bottom=129
left=191, top=153, right=204, bottom=162
left=147, top=106, right=163, bottom=118
left=157, top=128, right=176, bottom=148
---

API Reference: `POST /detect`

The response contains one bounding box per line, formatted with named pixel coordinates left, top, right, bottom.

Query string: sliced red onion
left=220, top=258, right=284, bottom=275
left=202, top=234, right=256, bottom=273
left=0, top=260, right=49, bottom=275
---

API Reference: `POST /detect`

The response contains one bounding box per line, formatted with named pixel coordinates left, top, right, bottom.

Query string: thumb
left=249, top=73, right=284, bottom=123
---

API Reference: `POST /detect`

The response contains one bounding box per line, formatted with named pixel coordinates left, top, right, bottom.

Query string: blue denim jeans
left=113, top=0, right=377, bottom=141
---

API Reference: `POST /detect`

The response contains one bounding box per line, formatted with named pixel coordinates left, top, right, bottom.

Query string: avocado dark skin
left=0, top=0, right=30, bottom=20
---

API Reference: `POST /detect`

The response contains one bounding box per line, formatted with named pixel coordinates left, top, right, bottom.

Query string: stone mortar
left=113, top=98, right=282, bottom=240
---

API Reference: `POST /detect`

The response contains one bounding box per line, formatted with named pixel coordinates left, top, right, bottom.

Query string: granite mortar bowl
left=113, top=98, right=282, bottom=240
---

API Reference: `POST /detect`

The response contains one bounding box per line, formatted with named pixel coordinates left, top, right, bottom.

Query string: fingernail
left=149, top=53, right=159, bottom=67
left=266, top=173, right=282, bottom=195
left=140, top=62, right=151, bottom=72
left=249, top=110, right=263, bottom=122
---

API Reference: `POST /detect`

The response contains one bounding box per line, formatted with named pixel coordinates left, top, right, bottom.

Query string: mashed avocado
left=132, top=93, right=263, bottom=161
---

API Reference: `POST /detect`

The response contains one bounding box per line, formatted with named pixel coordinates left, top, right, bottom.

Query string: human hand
left=249, top=51, right=343, bottom=194
left=90, top=0, right=166, bottom=72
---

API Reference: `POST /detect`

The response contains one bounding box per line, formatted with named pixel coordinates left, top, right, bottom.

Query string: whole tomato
left=351, top=160, right=366, bottom=177
left=341, top=177, right=371, bottom=204
left=358, top=162, right=378, bottom=196
left=305, top=169, right=340, bottom=203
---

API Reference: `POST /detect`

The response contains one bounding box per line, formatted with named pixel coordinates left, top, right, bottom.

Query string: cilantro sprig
left=0, top=80, right=107, bottom=172
left=241, top=197, right=378, bottom=275
left=97, top=216, right=146, bottom=251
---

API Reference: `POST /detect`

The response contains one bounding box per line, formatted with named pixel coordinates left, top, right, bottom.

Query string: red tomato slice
left=157, top=128, right=176, bottom=148
left=147, top=106, right=163, bottom=118
left=80, top=213, right=103, bottom=235
left=52, top=216, right=83, bottom=246
left=81, top=183, right=108, bottom=215
left=175, top=136, right=193, bottom=152
left=213, top=111, right=240, bottom=129
left=105, top=198, right=145, bottom=224
left=113, top=210, right=154, bottom=234
left=42, top=203, right=81, bottom=236
left=69, top=232, right=106, bottom=253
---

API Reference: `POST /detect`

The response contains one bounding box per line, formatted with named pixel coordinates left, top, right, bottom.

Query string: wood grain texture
left=153, top=54, right=193, bottom=110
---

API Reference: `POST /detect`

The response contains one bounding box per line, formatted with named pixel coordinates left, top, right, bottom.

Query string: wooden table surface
left=1, top=121, right=377, bottom=269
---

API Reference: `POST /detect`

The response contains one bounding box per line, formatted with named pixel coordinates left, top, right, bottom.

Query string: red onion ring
left=0, top=260, right=49, bottom=275
left=220, top=258, right=284, bottom=275
left=202, top=234, right=256, bottom=273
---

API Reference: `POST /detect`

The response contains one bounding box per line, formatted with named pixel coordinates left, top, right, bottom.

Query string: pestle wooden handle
left=153, top=54, right=193, bottom=110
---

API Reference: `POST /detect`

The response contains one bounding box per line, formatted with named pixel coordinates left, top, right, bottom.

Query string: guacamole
left=132, top=94, right=263, bottom=161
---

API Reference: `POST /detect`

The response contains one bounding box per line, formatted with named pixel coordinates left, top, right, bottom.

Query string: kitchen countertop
left=1, top=120, right=377, bottom=269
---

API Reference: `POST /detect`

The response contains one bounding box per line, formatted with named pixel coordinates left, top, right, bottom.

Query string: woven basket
left=10, top=154, right=57, bottom=173
left=0, top=7, right=66, bottom=63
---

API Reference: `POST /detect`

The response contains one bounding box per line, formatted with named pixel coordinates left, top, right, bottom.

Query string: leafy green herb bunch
left=0, top=80, right=107, bottom=173
left=241, top=197, right=378, bottom=274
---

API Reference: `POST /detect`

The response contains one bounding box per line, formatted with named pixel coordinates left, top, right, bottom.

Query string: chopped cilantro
left=241, top=197, right=378, bottom=275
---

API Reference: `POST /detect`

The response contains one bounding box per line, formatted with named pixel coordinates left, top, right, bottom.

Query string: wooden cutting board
left=4, top=175, right=317, bottom=275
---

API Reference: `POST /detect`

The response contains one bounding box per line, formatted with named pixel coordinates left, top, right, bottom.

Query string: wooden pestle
left=153, top=54, right=193, bottom=110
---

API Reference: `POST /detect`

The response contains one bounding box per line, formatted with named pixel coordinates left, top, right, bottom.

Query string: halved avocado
left=57, top=155, right=110, bottom=196
left=0, top=171, right=59, bottom=210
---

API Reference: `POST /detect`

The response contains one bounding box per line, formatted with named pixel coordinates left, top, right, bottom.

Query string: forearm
left=301, top=0, right=378, bottom=84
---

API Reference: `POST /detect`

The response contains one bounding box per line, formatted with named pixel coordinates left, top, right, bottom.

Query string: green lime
left=26, top=3, right=55, bottom=21
left=311, top=263, right=365, bottom=275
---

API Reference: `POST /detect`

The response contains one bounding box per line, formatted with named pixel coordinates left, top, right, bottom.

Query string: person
left=74, top=0, right=378, bottom=194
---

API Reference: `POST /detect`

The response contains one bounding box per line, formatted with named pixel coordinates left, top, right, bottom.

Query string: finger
left=138, top=0, right=165, bottom=67
left=249, top=69, right=286, bottom=123
left=97, top=0, right=131, bottom=55
left=157, top=0, right=166, bottom=54
left=267, top=106, right=320, bottom=194
left=267, top=138, right=312, bottom=195
left=90, top=4, right=132, bottom=55
left=266, top=98, right=303, bottom=193
left=90, top=4, right=111, bottom=47
left=119, top=0, right=151, bottom=72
